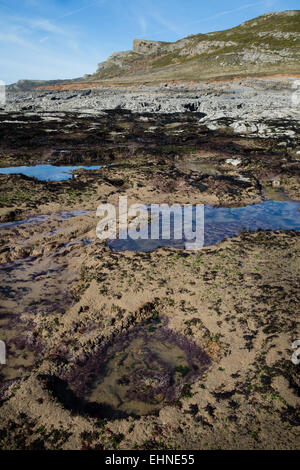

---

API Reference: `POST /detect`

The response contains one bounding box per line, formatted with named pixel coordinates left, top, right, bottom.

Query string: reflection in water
left=108, top=200, right=300, bottom=252
left=0, top=164, right=102, bottom=181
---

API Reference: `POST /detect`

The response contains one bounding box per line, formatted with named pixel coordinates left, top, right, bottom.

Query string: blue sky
left=0, top=0, right=299, bottom=84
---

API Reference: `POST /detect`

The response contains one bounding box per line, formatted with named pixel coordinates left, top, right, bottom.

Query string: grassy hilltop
left=87, top=10, right=300, bottom=84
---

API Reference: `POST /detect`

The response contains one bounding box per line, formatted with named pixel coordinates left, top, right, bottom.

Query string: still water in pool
left=108, top=200, right=300, bottom=251
left=0, top=164, right=102, bottom=181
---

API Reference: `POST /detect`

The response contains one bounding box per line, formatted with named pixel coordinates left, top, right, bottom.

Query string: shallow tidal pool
left=0, top=164, right=102, bottom=181
left=43, top=318, right=211, bottom=419
left=108, top=200, right=300, bottom=251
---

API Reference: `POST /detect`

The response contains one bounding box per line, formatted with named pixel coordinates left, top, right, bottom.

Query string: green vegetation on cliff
left=89, top=10, right=300, bottom=84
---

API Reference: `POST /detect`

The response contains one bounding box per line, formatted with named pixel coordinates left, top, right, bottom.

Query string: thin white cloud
left=0, top=12, right=81, bottom=52
left=149, top=0, right=271, bottom=37
left=148, top=8, right=180, bottom=35
left=137, top=15, right=147, bottom=34
left=0, top=1, right=107, bottom=49
left=0, top=31, right=32, bottom=48
left=39, top=36, right=49, bottom=43
left=129, top=0, right=180, bottom=36
left=0, top=0, right=107, bottom=83
left=27, top=18, right=68, bottom=36
left=56, top=0, right=106, bottom=20
left=182, top=1, right=270, bottom=29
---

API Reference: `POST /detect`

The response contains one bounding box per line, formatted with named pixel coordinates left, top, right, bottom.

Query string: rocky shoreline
left=4, top=77, right=300, bottom=138
left=0, top=77, right=299, bottom=450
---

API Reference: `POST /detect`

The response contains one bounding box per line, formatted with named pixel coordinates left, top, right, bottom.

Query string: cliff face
left=90, top=10, right=300, bottom=83
left=132, top=39, right=166, bottom=55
